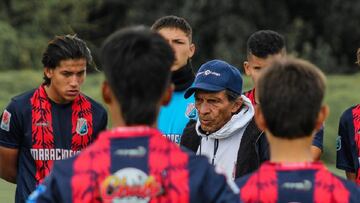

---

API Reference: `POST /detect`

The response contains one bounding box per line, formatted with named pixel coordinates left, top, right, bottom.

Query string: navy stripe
left=278, top=170, right=315, bottom=202
left=110, top=136, right=149, bottom=174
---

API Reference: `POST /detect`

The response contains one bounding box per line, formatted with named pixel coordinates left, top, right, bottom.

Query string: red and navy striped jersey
left=236, top=162, right=360, bottom=203
left=336, top=104, right=360, bottom=184
left=0, top=88, right=107, bottom=203
left=28, top=126, right=239, bottom=203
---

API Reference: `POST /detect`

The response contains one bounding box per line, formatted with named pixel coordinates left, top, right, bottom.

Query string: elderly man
left=181, top=59, right=261, bottom=180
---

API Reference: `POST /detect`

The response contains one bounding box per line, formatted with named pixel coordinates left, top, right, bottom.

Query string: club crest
left=1, top=109, right=11, bottom=132
left=76, top=118, right=88, bottom=135
left=185, top=103, right=197, bottom=120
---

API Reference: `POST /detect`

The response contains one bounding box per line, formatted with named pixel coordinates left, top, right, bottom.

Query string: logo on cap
left=197, top=69, right=221, bottom=77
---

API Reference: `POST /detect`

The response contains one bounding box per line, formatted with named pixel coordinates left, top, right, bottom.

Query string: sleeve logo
left=1, top=109, right=11, bottom=132
left=336, top=136, right=341, bottom=151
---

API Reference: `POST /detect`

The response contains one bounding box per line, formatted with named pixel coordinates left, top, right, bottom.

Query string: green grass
left=0, top=70, right=359, bottom=200
left=0, top=179, right=16, bottom=202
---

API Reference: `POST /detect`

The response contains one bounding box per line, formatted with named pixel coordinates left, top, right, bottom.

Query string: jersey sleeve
left=98, top=109, right=108, bottom=132
left=336, top=108, right=356, bottom=172
left=92, top=105, right=108, bottom=140
left=0, top=99, right=23, bottom=148
left=26, top=172, right=62, bottom=203
left=312, top=125, right=324, bottom=150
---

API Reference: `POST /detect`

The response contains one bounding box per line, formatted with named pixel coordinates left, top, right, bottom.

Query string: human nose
left=69, top=75, right=80, bottom=87
left=197, top=102, right=211, bottom=115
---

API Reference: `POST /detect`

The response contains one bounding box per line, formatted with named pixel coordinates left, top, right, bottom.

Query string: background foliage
left=0, top=0, right=360, bottom=73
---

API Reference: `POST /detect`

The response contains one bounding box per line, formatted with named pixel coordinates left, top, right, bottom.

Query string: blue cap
left=184, top=59, right=243, bottom=98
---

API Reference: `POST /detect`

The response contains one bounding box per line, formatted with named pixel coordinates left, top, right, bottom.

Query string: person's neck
left=267, top=132, right=314, bottom=163
left=171, top=62, right=194, bottom=91
left=44, top=84, right=71, bottom=104
left=110, top=103, right=158, bottom=129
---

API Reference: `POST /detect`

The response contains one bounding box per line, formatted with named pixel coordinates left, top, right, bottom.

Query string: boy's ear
left=44, top=67, right=53, bottom=79
left=189, top=43, right=196, bottom=58
left=102, top=81, right=113, bottom=104
left=254, top=105, right=267, bottom=131
left=161, top=83, right=174, bottom=106
left=314, top=105, right=329, bottom=131
left=243, top=61, right=251, bottom=76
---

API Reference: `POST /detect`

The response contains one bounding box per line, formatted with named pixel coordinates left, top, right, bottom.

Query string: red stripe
left=71, top=94, right=93, bottom=151
left=71, top=137, right=110, bottom=203
left=241, top=163, right=278, bottom=202
left=314, top=168, right=350, bottom=203
left=244, top=88, right=256, bottom=106
left=148, top=131, right=189, bottom=202
left=352, top=105, right=360, bottom=185
left=31, top=86, right=55, bottom=184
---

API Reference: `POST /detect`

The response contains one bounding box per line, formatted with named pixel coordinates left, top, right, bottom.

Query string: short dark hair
left=247, top=30, right=286, bottom=58
left=41, top=34, right=93, bottom=85
left=100, top=26, right=174, bottom=125
left=151, top=15, right=193, bottom=42
left=257, top=58, right=326, bottom=139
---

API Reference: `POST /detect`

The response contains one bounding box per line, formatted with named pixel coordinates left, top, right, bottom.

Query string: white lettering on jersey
left=30, top=148, right=81, bottom=161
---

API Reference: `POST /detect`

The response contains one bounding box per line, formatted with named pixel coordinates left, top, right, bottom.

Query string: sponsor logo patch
left=281, top=180, right=312, bottom=191
left=336, top=136, right=341, bottom=151
left=76, top=118, right=88, bottom=135
left=185, top=103, right=197, bottom=120
left=100, top=168, right=163, bottom=202
left=1, top=109, right=11, bottom=131
left=35, top=121, right=49, bottom=127
left=115, top=146, right=146, bottom=157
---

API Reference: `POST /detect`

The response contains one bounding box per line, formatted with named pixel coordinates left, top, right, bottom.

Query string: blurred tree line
left=0, top=0, right=359, bottom=73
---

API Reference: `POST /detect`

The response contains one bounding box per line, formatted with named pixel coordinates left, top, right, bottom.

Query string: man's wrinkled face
left=195, top=90, right=241, bottom=133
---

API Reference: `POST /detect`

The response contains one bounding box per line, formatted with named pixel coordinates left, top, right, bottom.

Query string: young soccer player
left=237, top=57, right=360, bottom=202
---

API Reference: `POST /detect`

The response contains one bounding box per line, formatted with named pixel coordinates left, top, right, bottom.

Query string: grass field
left=0, top=70, right=359, bottom=201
